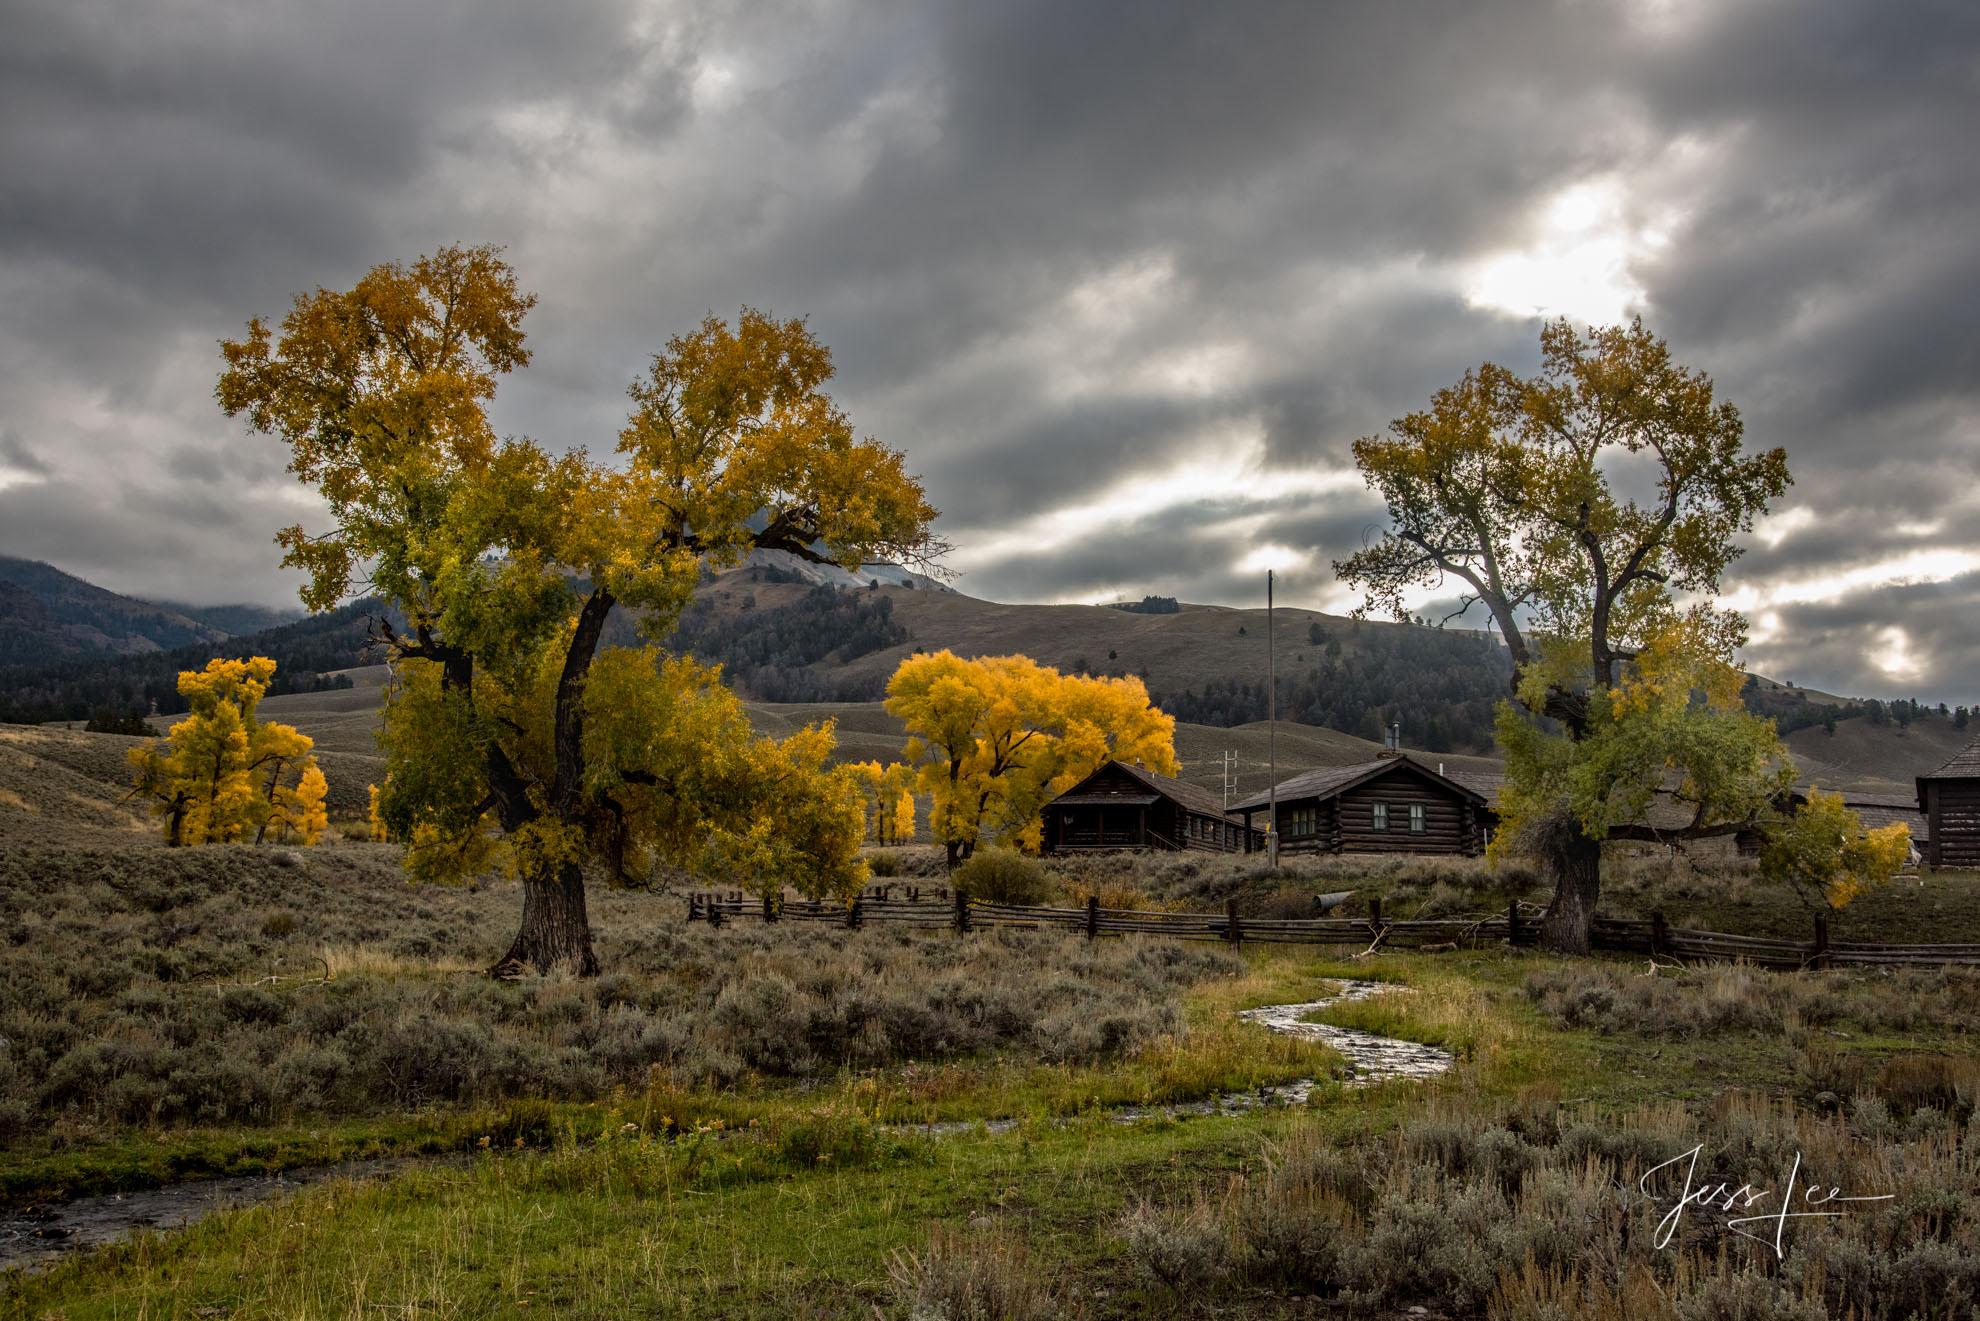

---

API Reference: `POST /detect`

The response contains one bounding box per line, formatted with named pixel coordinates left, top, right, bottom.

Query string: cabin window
left=1409, top=803, right=1425, bottom=833
left=1372, top=802, right=1389, bottom=832
left=1285, top=806, right=1316, bottom=837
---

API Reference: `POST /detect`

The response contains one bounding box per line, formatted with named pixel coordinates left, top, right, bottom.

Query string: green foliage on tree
left=1336, top=319, right=1898, bottom=950
left=1760, top=788, right=1911, bottom=911
left=217, top=245, right=943, bottom=975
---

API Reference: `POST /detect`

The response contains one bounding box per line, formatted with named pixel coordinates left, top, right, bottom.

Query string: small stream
left=2, top=980, right=1448, bottom=1274
left=0, top=1155, right=465, bottom=1274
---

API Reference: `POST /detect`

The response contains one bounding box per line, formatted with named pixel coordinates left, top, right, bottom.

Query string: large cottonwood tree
left=1335, top=319, right=1896, bottom=952
left=218, top=245, right=942, bottom=975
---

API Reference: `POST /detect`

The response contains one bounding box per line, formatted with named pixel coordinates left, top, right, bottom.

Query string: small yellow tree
left=128, top=657, right=327, bottom=846
left=885, top=651, right=1176, bottom=867
left=1760, top=789, right=1912, bottom=910
left=850, top=761, right=919, bottom=843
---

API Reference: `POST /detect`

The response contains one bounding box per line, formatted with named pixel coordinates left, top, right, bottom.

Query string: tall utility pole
left=1267, top=569, right=1278, bottom=868
left=1221, top=750, right=1238, bottom=810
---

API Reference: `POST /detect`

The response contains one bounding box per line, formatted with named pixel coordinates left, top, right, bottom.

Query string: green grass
left=6, top=836, right=1979, bottom=1317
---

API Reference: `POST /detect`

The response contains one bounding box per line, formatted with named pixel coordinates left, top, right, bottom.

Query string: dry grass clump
left=1055, top=849, right=1539, bottom=917
left=1120, top=1092, right=1980, bottom=1318
left=1524, top=961, right=1980, bottom=1045
left=0, top=845, right=1236, bottom=1143
left=888, top=1224, right=1063, bottom=1321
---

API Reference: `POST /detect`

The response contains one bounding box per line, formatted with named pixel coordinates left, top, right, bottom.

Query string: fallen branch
left=1351, top=924, right=1391, bottom=960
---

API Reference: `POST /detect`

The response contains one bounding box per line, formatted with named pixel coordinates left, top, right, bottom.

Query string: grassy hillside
left=1786, top=711, right=1974, bottom=792
left=672, top=569, right=1511, bottom=751
left=0, top=717, right=384, bottom=849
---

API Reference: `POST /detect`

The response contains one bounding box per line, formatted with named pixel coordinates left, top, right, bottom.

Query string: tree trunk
left=1538, top=826, right=1603, bottom=955
left=493, top=861, right=599, bottom=977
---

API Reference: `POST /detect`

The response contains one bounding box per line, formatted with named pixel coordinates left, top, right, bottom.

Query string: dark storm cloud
left=1, top=0, right=1976, bottom=700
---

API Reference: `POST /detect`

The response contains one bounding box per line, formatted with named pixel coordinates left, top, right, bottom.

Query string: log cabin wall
left=1931, top=780, right=1980, bottom=868
left=1336, top=775, right=1476, bottom=854
left=1043, top=760, right=1253, bottom=854
left=1264, top=766, right=1483, bottom=856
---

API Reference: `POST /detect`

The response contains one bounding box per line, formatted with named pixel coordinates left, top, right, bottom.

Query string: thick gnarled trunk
left=1538, top=825, right=1603, bottom=955
left=493, top=862, right=599, bottom=977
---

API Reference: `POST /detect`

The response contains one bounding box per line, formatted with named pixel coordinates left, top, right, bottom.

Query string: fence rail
left=684, top=886, right=1980, bottom=969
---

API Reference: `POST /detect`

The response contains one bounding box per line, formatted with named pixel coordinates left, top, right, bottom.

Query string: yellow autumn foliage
left=1761, top=788, right=1912, bottom=910
left=127, top=657, right=327, bottom=846
left=885, top=651, right=1176, bottom=863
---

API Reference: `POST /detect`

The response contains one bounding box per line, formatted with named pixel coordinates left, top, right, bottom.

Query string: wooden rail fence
left=683, top=888, right=1980, bottom=969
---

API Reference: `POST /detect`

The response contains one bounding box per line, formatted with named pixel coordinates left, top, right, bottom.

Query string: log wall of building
left=1336, top=778, right=1477, bottom=854
left=1929, top=780, right=1980, bottom=868
left=1265, top=768, right=1483, bottom=856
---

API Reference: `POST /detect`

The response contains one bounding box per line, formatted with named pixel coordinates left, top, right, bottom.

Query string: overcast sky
left=2, top=0, right=1976, bottom=703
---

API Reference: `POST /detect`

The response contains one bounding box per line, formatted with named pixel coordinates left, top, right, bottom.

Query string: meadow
left=0, top=831, right=1976, bottom=1318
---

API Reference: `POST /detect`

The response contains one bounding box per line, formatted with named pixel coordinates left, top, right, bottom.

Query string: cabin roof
left=1917, top=732, right=1980, bottom=812
left=1051, top=760, right=1244, bottom=822
left=1920, top=734, right=1980, bottom=783
left=1228, top=755, right=1489, bottom=814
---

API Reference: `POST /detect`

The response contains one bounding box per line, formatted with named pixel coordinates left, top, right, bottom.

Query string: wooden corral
left=1919, top=734, right=1980, bottom=869
left=1230, top=754, right=1492, bottom=856
left=1041, top=760, right=1258, bottom=854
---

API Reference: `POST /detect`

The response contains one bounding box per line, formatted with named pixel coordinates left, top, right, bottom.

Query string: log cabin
left=1041, top=760, right=1258, bottom=854
left=1230, top=754, right=1492, bottom=856
left=1917, top=734, right=1980, bottom=869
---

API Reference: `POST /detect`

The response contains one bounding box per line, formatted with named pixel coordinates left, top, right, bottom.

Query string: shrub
left=952, top=850, right=1056, bottom=906
left=1120, top=1201, right=1231, bottom=1293
left=0, top=845, right=1239, bottom=1140
left=888, top=1224, right=1062, bottom=1321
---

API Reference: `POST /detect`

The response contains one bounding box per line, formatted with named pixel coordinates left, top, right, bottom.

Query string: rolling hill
left=663, top=565, right=1513, bottom=753
left=1, top=553, right=1969, bottom=812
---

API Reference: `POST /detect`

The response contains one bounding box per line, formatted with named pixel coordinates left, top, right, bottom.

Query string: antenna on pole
left=1221, top=750, right=1237, bottom=811
left=1267, top=569, right=1279, bottom=869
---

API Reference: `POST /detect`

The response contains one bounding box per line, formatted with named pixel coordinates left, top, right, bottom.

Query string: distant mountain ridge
left=0, top=556, right=228, bottom=667
left=146, top=600, right=304, bottom=636
left=0, top=595, right=387, bottom=724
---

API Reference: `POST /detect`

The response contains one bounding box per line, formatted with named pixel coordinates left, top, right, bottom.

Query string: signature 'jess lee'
left=1640, top=1145, right=1894, bottom=1258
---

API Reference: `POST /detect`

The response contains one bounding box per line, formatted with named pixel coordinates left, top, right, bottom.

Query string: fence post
left=687, top=893, right=702, bottom=923
left=1086, top=894, right=1100, bottom=941
left=1651, top=911, right=1669, bottom=958
left=847, top=896, right=864, bottom=930
left=1811, top=912, right=1830, bottom=970
left=1506, top=900, right=1520, bottom=946
left=1368, top=897, right=1382, bottom=935
left=763, top=892, right=777, bottom=923
left=953, top=887, right=970, bottom=934
left=1226, top=897, right=1243, bottom=950
left=909, top=885, right=919, bottom=903
left=706, top=895, right=724, bottom=929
